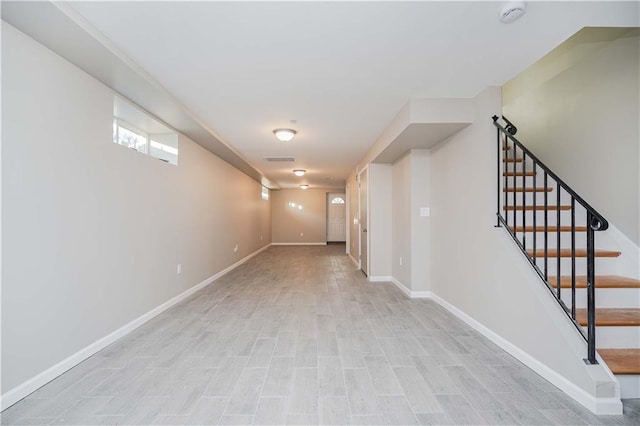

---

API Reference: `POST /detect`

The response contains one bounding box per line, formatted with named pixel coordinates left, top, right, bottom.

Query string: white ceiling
left=66, top=1, right=637, bottom=189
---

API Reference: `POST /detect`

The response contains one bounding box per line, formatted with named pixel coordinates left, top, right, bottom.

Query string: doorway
left=326, top=192, right=346, bottom=242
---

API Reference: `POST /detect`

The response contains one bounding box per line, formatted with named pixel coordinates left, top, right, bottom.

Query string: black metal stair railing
left=492, top=115, right=609, bottom=365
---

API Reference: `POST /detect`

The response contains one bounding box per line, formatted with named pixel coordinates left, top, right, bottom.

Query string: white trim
left=427, top=292, right=623, bottom=415
left=271, top=242, right=327, bottom=246
left=391, top=277, right=411, bottom=298
left=348, top=253, right=359, bottom=267
left=368, top=275, right=393, bottom=282
left=370, top=276, right=432, bottom=299
left=0, top=243, right=272, bottom=411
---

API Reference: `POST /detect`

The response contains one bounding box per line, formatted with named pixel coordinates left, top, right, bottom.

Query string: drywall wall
left=392, top=153, right=412, bottom=287
left=503, top=28, right=640, bottom=245
left=430, top=86, right=619, bottom=411
left=409, top=150, right=431, bottom=293
left=271, top=189, right=328, bottom=244
left=389, top=150, right=431, bottom=293
left=368, top=164, right=392, bottom=278
left=1, top=23, right=271, bottom=398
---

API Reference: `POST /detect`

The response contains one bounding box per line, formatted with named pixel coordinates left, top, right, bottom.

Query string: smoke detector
left=499, top=1, right=526, bottom=24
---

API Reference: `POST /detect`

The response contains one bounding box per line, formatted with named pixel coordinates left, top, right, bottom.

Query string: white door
left=359, top=168, right=368, bottom=276
left=327, top=193, right=346, bottom=241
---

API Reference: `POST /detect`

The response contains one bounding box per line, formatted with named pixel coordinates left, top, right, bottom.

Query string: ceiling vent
left=264, top=156, right=295, bottom=162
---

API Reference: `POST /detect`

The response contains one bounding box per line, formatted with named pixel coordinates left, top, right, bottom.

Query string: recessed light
left=273, top=128, right=297, bottom=142
left=293, top=169, right=306, bottom=177
left=299, top=185, right=309, bottom=190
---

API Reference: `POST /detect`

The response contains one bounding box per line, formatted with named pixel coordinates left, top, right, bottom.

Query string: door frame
left=345, top=183, right=350, bottom=255
left=357, top=165, right=369, bottom=275
left=326, top=191, right=346, bottom=242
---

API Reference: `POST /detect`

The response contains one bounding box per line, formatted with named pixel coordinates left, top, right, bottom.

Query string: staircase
left=493, top=116, right=640, bottom=398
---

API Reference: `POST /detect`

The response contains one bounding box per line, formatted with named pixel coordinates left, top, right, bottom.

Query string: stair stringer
left=494, top=229, right=622, bottom=411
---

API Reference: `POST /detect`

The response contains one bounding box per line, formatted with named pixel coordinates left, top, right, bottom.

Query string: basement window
left=113, top=120, right=148, bottom=154
left=113, top=96, right=179, bottom=165
left=262, top=186, right=269, bottom=200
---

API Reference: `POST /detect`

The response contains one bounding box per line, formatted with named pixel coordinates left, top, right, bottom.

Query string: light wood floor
left=1, top=245, right=639, bottom=425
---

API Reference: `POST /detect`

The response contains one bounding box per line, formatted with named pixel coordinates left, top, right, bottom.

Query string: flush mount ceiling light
left=273, top=128, right=297, bottom=142
left=299, top=185, right=309, bottom=190
left=293, top=169, right=306, bottom=177
left=499, top=1, right=526, bottom=23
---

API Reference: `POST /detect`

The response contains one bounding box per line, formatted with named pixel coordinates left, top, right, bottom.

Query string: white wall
left=392, top=154, right=411, bottom=287
left=390, top=150, right=431, bottom=292
left=429, top=86, right=619, bottom=410
left=271, top=189, right=328, bottom=244
left=503, top=29, right=640, bottom=245
left=1, top=23, right=271, bottom=398
left=368, top=164, right=392, bottom=278
left=409, top=150, right=431, bottom=292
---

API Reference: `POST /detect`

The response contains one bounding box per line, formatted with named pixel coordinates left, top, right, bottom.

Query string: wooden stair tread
left=504, top=205, right=571, bottom=211
left=598, top=349, right=640, bottom=374
left=526, top=249, right=621, bottom=258
left=549, top=275, right=640, bottom=289
left=513, top=226, right=587, bottom=232
left=576, top=308, right=640, bottom=326
left=503, top=187, right=553, bottom=192
left=503, top=158, right=524, bottom=163
left=503, top=171, right=536, bottom=177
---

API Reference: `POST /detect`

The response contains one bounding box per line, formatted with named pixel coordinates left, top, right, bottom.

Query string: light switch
left=420, top=207, right=431, bottom=217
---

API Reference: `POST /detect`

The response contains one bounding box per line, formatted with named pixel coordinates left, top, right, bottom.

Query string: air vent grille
left=264, top=156, right=295, bottom=162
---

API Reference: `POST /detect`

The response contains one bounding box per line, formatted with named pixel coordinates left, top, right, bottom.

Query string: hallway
left=1, top=246, right=638, bottom=425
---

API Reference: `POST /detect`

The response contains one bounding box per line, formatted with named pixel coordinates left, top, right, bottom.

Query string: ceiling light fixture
left=273, top=128, right=297, bottom=142
left=299, top=185, right=309, bottom=190
left=293, top=169, right=306, bottom=177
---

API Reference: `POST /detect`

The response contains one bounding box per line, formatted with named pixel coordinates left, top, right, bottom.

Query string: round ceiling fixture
left=299, top=184, right=309, bottom=190
left=293, top=169, right=306, bottom=177
left=499, top=1, right=526, bottom=24
left=273, top=128, right=297, bottom=142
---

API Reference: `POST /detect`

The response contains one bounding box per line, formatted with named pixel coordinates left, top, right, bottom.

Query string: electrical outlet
left=233, top=244, right=239, bottom=253
left=177, top=264, right=182, bottom=275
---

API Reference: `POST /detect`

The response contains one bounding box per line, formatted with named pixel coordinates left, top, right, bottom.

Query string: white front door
left=327, top=192, right=346, bottom=242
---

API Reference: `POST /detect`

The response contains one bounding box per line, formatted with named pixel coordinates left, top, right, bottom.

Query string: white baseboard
left=428, top=292, right=623, bottom=415
left=0, top=243, right=272, bottom=411
left=370, top=276, right=431, bottom=299
left=271, top=242, right=327, bottom=246
left=368, top=275, right=393, bottom=282
left=348, top=253, right=359, bottom=267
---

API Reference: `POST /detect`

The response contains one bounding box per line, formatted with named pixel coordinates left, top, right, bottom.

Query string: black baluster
left=522, top=153, right=527, bottom=251
left=556, top=182, right=561, bottom=299
left=544, top=172, right=548, bottom=280
left=585, top=212, right=597, bottom=365
left=533, top=163, right=537, bottom=265
left=496, top=127, right=501, bottom=227
left=571, top=197, right=576, bottom=320
left=512, top=144, right=516, bottom=232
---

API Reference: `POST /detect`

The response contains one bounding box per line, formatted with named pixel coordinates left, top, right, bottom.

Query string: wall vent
left=264, top=156, right=295, bottom=162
